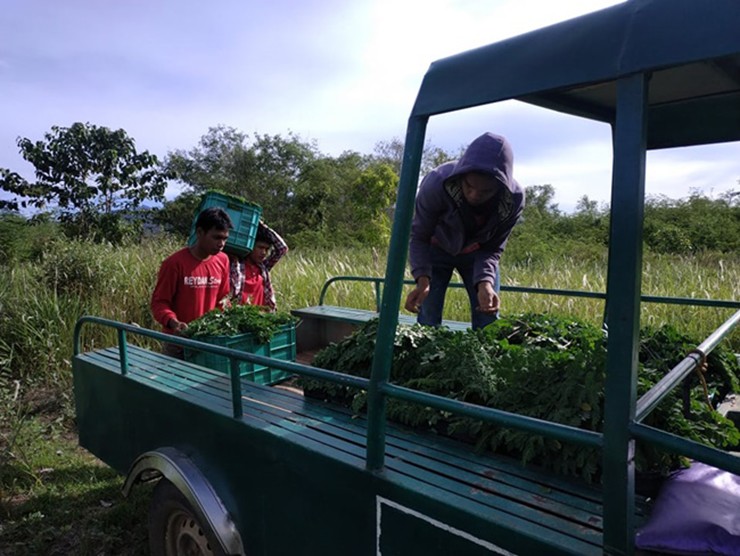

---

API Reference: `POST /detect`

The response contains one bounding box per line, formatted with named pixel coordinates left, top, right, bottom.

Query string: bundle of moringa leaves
left=300, top=313, right=740, bottom=484
left=182, top=304, right=297, bottom=344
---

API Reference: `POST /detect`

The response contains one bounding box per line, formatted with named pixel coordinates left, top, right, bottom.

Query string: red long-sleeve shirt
left=150, top=247, right=231, bottom=332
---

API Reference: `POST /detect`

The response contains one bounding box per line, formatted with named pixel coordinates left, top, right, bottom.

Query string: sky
left=2, top=0, right=738, bottom=213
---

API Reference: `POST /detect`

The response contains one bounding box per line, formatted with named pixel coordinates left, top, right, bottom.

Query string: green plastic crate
left=183, top=323, right=296, bottom=385
left=188, top=191, right=262, bottom=257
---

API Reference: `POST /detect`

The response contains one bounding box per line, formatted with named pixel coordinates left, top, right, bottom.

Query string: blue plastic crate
left=183, top=323, right=296, bottom=385
left=188, top=191, right=262, bottom=257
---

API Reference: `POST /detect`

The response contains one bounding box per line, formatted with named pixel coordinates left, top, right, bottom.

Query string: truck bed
left=74, top=344, right=650, bottom=555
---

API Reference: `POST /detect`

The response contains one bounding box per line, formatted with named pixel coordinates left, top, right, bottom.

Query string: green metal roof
left=412, top=0, right=740, bottom=149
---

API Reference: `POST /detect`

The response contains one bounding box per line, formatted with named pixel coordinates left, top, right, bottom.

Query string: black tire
left=148, top=478, right=227, bottom=556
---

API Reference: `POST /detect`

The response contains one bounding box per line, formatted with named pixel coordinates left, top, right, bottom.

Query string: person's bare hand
left=476, top=281, right=500, bottom=314
left=405, top=277, right=430, bottom=313
left=168, top=318, right=188, bottom=334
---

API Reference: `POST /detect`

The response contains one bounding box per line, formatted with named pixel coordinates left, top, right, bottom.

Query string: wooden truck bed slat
left=245, top=381, right=613, bottom=511
left=292, top=305, right=470, bottom=331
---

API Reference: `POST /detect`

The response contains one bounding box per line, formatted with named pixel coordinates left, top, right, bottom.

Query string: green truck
left=72, top=1, right=740, bottom=554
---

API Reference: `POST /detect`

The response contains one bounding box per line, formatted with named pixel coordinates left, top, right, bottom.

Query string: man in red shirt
left=151, top=207, right=232, bottom=358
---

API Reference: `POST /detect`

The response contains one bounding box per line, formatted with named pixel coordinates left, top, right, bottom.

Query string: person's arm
left=406, top=174, right=446, bottom=313
left=475, top=281, right=500, bottom=315
left=150, top=258, right=186, bottom=332
left=229, top=257, right=243, bottom=301
left=404, top=275, right=430, bottom=313
left=472, top=186, right=525, bottom=313
left=260, top=221, right=289, bottom=271
left=408, top=174, right=445, bottom=282
left=472, top=188, right=525, bottom=287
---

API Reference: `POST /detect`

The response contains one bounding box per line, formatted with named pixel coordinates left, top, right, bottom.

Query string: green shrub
left=0, top=214, right=59, bottom=265
left=0, top=283, right=91, bottom=385
left=39, top=241, right=121, bottom=297
left=0, top=237, right=179, bottom=384
left=645, top=223, right=694, bottom=254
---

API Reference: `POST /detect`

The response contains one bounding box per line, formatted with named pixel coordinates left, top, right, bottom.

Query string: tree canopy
left=164, top=125, right=404, bottom=246
left=0, top=122, right=171, bottom=242
left=1, top=121, right=736, bottom=255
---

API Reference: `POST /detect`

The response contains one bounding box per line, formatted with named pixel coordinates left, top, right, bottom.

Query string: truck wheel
left=148, top=478, right=227, bottom=556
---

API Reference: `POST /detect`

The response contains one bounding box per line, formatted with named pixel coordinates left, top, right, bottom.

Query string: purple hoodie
left=409, top=132, right=525, bottom=286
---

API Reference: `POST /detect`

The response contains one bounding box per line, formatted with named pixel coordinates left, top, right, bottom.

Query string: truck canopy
left=412, top=0, right=740, bottom=150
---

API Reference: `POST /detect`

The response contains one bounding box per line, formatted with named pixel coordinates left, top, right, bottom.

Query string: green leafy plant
left=182, top=304, right=296, bottom=344
left=301, top=314, right=740, bottom=482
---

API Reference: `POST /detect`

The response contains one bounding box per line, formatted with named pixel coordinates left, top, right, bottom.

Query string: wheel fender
left=123, top=446, right=245, bottom=556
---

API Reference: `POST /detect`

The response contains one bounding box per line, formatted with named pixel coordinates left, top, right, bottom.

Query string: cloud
left=647, top=145, right=740, bottom=200
left=1, top=0, right=737, bottom=214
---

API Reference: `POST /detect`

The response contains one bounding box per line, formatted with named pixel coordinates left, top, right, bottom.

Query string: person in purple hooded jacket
left=404, top=132, right=525, bottom=329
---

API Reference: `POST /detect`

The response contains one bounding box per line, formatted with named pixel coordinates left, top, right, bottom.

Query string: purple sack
left=635, top=461, right=740, bottom=555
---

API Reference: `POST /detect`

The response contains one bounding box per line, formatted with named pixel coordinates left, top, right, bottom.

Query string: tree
left=346, top=162, right=398, bottom=244
left=152, top=190, right=202, bottom=239
left=643, top=190, right=740, bottom=253
left=284, top=152, right=396, bottom=246
left=522, top=184, right=560, bottom=219
left=373, top=137, right=457, bottom=177
left=164, top=125, right=249, bottom=193
left=287, top=154, right=355, bottom=237
left=0, top=122, right=171, bottom=242
left=165, top=126, right=320, bottom=234
left=575, top=195, right=601, bottom=217
left=556, top=195, right=610, bottom=247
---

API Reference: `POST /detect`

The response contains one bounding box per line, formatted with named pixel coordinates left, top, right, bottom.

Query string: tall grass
left=274, top=248, right=739, bottom=350
left=0, top=237, right=179, bottom=388
left=0, top=241, right=737, bottom=391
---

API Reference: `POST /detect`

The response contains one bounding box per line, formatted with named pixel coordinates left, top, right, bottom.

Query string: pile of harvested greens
left=300, top=313, right=740, bottom=483
left=182, top=304, right=296, bottom=344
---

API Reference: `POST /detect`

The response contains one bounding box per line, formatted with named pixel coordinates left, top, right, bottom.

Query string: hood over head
left=446, top=132, right=514, bottom=191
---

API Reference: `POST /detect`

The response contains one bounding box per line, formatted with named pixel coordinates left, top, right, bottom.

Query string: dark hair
left=196, top=207, right=233, bottom=232
left=255, top=226, right=271, bottom=244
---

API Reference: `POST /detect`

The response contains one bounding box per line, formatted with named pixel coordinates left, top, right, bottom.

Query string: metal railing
left=317, top=274, right=739, bottom=314
left=75, top=277, right=740, bottom=475
left=74, top=314, right=600, bottom=448
left=73, top=316, right=368, bottom=420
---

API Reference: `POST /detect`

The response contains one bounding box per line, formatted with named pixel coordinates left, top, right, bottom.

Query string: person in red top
left=151, top=207, right=232, bottom=358
left=229, top=221, right=288, bottom=311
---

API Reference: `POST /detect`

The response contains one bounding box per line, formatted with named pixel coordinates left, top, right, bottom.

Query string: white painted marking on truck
left=375, top=496, right=517, bottom=555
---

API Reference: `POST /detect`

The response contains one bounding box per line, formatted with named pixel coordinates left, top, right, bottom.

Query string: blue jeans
left=417, top=246, right=500, bottom=330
